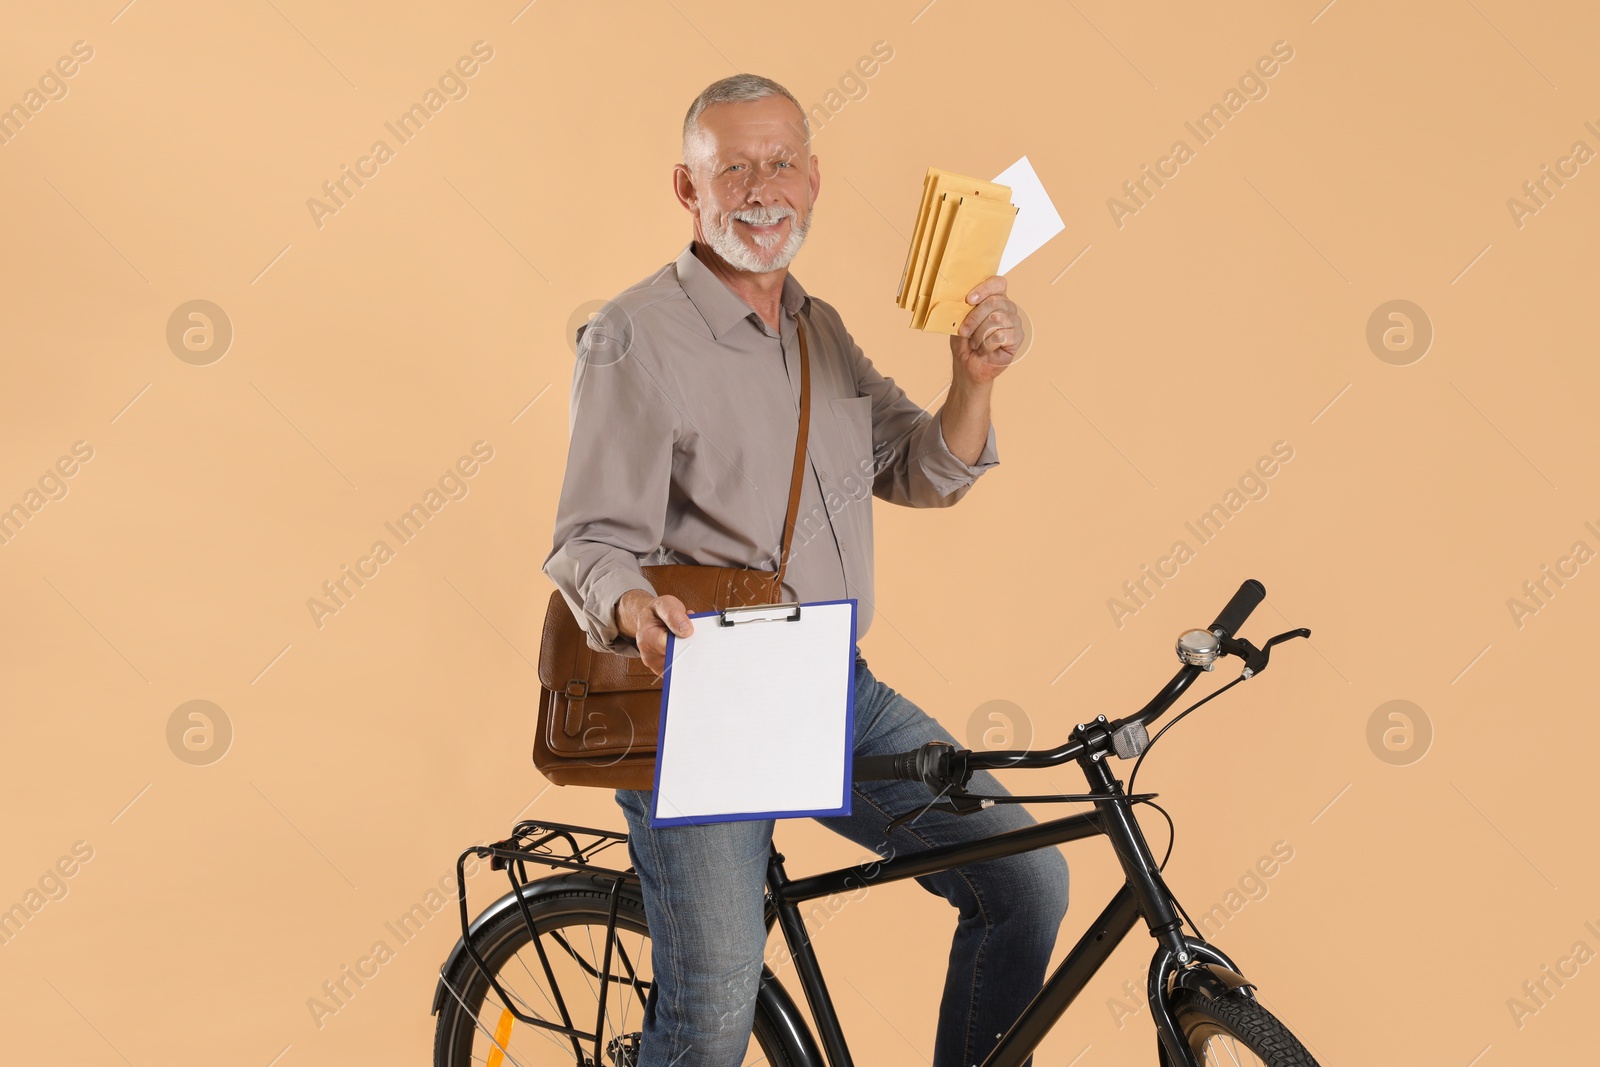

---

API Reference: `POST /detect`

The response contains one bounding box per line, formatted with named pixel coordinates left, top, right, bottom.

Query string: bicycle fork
left=1084, top=750, right=1249, bottom=1067
left=983, top=750, right=1250, bottom=1067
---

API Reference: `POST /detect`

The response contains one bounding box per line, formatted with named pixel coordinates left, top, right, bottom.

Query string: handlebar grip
left=1210, top=579, right=1266, bottom=638
left=853, top=750, right=922, bottom=782
left=854, top=741, right=959, bottom=785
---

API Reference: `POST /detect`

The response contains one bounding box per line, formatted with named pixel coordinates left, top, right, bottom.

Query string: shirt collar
left=675, top=240, right=810, bottom=340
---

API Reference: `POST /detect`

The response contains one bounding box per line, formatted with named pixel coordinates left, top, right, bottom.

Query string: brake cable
left=1127, top=673, right=1248, bottom=798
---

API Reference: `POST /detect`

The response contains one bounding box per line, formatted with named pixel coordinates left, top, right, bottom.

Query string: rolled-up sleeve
left=541, top=328, right=677, bottom=656
left=846, top=329, right=999, bottom=507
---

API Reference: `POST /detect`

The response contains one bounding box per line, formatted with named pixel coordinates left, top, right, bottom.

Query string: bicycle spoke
left=483, top=1008, right=515, bottom=1067
left=616, top=930, right=648, bottom=1041
left=437, top=973, right=531, bottom=1067
left=1199, top=1032, right=1257, bottom=1067
left=445, top=901, right=783, bottom=1067
left=581, top=920, right=637, bottom=1057
left=587, top=918, right=612, bottom=1063
left=510, top=942, right=566, bottom=1022
left=490, top=922, right=646, bottom=1064
left=586, top=916, right=636, bottom=1055
left=500, top=945, right=590, bottom=1060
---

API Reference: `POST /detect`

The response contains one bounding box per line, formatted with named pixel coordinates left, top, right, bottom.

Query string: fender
left=1148, top=938, right=1253, bottom=1067
left=1169, top=961, right=1256, bottom=1001
left=432, top=873, right=825, bottom=1067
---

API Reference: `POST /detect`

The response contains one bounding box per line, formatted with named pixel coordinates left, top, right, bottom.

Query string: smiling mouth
left=737, top=217, right=788, bottom=234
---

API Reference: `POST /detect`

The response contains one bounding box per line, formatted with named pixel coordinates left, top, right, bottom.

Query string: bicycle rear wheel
left=433, top=878, right=803, bottom=1066
left=1163, top=989, right=1320, bottom=1067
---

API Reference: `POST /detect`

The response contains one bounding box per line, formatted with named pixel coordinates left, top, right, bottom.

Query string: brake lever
left=1219, top=627, right=1311, bottom=678
left=878, top=743, right=984, bottom=837
left=884, top=793, right=993, bottom=836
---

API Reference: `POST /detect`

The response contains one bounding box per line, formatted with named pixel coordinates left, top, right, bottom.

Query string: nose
left=736, top=160, right=785, bottom=194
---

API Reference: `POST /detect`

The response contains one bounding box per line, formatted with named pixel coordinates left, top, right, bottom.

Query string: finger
left=963, top=275, right=1007, bottom=307
left=982, top=332, right=1019, bottom=364
left=964, top=315, right=1019, bottom=356
left=967, top=320, right=1021, bottom=367
left=960, top=296, right=1016, bottom=339
left=953, top=308, right=1017, bottom=350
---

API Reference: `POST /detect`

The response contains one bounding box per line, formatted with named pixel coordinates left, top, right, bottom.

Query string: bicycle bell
left=1175, top=628, right=1221, bottom=669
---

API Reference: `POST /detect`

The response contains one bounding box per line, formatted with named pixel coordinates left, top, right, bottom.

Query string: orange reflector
left=485, top=1007, right=514, bottom=1067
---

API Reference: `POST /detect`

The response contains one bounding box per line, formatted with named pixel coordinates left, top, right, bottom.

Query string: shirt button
left=819, top=471, right=829, bottom=482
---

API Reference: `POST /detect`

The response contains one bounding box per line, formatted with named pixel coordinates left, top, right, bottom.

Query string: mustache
left=729, top=204, right=796, bottom=225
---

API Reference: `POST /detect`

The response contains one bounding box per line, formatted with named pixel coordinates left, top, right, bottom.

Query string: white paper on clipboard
left=650, top=599, right=857, bottom=827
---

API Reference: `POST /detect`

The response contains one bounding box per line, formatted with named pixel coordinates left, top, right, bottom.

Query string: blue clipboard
left=649, top=599, right=857, bottom=828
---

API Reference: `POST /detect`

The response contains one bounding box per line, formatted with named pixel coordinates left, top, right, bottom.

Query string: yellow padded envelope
left=896, top=168, right=1012, bottom=310
left=921, top=196, right=1018, bottom=335
left=911, top=192, right=962, bottom=328
left=895, top=168, right=935, bottom=308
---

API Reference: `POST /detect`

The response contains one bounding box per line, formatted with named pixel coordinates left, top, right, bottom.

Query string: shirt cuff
left=583, top=568, right=658, bottom=657
left=915, top=415, right=1000, bottom=496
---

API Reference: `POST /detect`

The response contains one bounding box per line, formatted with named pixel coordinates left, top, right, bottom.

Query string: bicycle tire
left=1162, top=989, right=1321, bottom=1067
left=433, top=881, right=804, bottom=1067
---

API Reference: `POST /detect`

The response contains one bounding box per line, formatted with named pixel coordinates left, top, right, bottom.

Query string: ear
left=673, top=163, right=698, bottom=216
left=808, top=153, right=821, bottom=205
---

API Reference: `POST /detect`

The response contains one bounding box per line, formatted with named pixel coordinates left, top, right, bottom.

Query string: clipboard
left=649, top=599, right=858, bottom=828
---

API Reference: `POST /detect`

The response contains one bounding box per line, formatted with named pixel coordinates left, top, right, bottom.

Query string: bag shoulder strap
left=773, top=318, right=812, bottom=590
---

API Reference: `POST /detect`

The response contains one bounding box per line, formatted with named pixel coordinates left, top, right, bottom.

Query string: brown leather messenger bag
left=533, top=320, right=814, bottom=789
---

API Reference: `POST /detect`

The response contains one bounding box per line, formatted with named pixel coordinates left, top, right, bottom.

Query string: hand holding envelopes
left=896, top=167, right=1018, bottom=334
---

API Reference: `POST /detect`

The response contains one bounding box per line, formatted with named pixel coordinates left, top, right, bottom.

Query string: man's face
left=677, top=96, right=820, bottom=274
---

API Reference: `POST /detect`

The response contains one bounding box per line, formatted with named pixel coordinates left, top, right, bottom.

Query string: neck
left=693, top=240, right=787, bottom=332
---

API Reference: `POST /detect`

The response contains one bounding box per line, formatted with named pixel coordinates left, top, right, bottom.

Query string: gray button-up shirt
left=543, top=240, right=1000, bottom=656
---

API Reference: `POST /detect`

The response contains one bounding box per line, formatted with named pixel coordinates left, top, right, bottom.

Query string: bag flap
left=537, top=565, right=782, bottom=694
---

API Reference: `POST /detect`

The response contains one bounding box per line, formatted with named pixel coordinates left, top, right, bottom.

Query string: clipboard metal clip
left=720, top=602, right=802, bottom=627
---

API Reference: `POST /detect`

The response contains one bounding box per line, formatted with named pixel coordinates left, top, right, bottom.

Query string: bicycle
left=432, top=579, right=1323, bottom=1066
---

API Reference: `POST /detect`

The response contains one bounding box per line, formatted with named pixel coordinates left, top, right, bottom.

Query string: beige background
left=2, top=0, right=1597, bottom=1063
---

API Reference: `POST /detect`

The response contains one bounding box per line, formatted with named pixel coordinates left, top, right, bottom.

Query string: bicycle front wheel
left=1163, top=989, right=1321, bottom=1067
left=433, top=877, right=804, bottom=1067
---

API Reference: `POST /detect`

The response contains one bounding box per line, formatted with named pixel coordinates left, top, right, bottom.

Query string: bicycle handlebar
left=854, top=580, right=1273, bottom=783
left=1209, top=578, right=1266, bottom=639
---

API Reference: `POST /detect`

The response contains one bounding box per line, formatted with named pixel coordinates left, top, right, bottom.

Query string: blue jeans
left=615, top=653, right=1070, bottom=1067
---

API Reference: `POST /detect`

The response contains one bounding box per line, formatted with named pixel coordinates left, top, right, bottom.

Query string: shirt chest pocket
left=823, top=395, right=874, bottom=496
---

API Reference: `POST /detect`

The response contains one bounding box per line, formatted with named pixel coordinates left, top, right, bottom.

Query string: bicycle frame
left=445, top=582, right=1297, bottom=1065
left=447, top=748, right=1244, bottom=1067
left=767, top=745, right=1240, bottom=1067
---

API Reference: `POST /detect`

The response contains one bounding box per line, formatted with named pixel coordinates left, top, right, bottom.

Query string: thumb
left=658, top=599, right=695, bottom=638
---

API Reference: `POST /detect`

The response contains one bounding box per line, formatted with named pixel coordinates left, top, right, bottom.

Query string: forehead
left=697, top=97, right=807, bottom=158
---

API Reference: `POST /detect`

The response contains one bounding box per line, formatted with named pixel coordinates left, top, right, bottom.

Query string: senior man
left=543, top=73, right=1068, bottom=1067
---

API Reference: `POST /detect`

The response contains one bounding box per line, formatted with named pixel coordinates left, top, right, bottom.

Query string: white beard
left=701, top=200, right=813, bottom=273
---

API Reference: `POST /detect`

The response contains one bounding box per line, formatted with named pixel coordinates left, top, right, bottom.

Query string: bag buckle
left=565, top=680, right=588, bottom=699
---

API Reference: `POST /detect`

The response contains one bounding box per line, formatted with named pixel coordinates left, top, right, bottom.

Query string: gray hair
left=681, top=74, right=809, bottom=171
